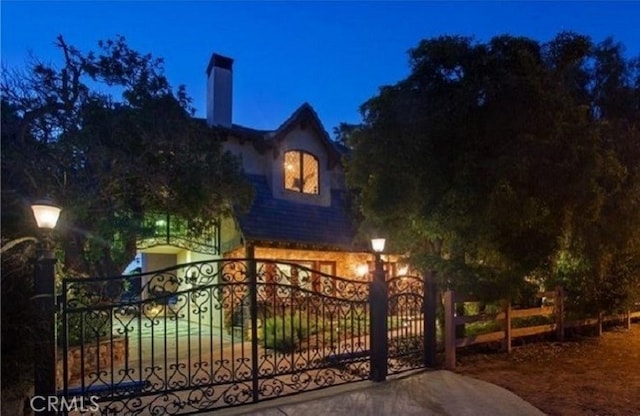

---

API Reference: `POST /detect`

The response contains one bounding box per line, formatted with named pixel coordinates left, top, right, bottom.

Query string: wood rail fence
left=444, top=287, right=640, bottom=369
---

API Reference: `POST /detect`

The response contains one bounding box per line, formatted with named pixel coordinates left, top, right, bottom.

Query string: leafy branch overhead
left=1, top=35, right=253, bottom=277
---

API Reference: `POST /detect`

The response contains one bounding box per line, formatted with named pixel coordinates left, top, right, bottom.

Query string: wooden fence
left=444, top=288, right=640, bottom=369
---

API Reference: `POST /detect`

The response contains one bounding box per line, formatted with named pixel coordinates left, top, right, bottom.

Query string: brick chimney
left=206, top=53, right=233, bottom=128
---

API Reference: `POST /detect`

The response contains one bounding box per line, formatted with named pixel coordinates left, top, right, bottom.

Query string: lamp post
left=31, top=199, right=62, bottom=412
left=369, top=237, right=388, bottom=382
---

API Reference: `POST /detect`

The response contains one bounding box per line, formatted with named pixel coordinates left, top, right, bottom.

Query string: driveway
left=211, top=370, right=546, bottom=416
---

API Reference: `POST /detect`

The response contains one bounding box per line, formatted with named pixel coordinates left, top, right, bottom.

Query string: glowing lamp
left=31, top=199, right=62, bottom=230
left=371, top=238, right=386, bottom=253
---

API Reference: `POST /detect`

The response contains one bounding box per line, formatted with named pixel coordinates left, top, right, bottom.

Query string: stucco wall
left=141, top=253, right=177, bottom=300
left=222, top=125, right=339, bottom=207
left=220, top=215, right=242, bottom=253
left=142, top=253, right=177, bottom=272
left=224, top=139, right=268, bottom=175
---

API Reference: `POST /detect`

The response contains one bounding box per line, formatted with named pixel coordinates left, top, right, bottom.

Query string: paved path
left=210, top=370, right=546, bottom=416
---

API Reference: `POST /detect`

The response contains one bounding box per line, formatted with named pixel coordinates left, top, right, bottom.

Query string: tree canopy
left=1, top=35, right=253, bottom=277
left=346, top=32, right=640, bottom=310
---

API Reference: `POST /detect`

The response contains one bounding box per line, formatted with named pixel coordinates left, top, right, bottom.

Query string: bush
left=60, top=288, right=120, bottom=347
left=262, top=312, right=316, bottom=352
left=59, top=309, right=112, bottom=347
left=465, top=320, right=502, bottom=337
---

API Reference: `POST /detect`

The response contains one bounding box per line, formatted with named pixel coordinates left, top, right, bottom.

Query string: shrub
left=465, top=320, right=502, bottom=337
left=262, top=312, right=316, bottom=352
left=59, top=309, right=112, bottom=347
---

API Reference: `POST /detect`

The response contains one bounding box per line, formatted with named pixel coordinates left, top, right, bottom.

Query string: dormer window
left=284, top=150, right=319, bottom=194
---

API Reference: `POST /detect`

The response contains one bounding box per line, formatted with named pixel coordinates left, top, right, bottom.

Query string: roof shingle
left=236, top=174, right=362, bottom=250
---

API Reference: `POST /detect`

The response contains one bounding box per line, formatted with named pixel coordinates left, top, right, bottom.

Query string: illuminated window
left=284, top=150, right=319, bottom=194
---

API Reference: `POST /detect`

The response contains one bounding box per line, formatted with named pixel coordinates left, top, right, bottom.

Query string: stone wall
left=225, top=245, right=401, bottom=280
left=56, top=337, right=127, bottom=388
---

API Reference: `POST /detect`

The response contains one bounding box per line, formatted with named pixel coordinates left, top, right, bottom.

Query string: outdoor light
left=356, top=264, right=369, bottom=277
left=371, top=238, right=386, bottom=253
left=31, top=199, right=62, bottom=230
left=30, top=197, right=62, bottom=413
left=369, top=235, right=388, bottom=381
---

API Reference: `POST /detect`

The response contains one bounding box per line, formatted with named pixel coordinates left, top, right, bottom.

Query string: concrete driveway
left=211, top=370, right=546, bottom=416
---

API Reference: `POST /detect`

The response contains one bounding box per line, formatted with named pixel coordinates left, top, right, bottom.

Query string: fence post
left=246, top=243, right=259, bottom=403
left=555, top=286, right=564, bottom=342
left=424, top=271, right=437, bottom=367
left=369, top=253, right=388, bottom=382
left=444, top=290, right=456, bottom=369
left=597, top=311, right=603, bottom=336
left=627, top=309, right=632, bottom=330
left=502, top=299, right=512, bottom=353
left=33, top=241, right=58, bottom=416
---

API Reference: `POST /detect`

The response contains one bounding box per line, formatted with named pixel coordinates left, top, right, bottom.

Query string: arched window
left=284, top=150, right=319, bottom=194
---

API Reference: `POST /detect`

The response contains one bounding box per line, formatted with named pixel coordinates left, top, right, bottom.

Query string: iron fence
left=57, top=257, right=432, bottom=415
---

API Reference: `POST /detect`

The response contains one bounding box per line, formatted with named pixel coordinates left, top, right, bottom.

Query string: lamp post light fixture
left=369, top=237, right=388, bottom=382
left=370, top=237, right=386, bottom=281
left=31, top=198, right=62, bottom=414
left=370, top=238, right=386, bottom=254
left=31, top=200, right=62, bottom=230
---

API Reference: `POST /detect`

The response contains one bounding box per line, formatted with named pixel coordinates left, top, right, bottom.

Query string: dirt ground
left=455, top=323, right=640, bottom=416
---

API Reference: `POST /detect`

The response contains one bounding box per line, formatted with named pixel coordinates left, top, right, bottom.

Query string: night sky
left=2, top=1, right=639, bottom=136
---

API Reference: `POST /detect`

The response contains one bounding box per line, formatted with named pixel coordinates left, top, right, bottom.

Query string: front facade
left=136, top=53, right=401, bottom=315
left=56, top=54, right=427, bottom=415
left=210, top=53, right=405, bottom=283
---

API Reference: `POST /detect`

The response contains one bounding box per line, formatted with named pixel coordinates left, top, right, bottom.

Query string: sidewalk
left=210, top=370, right=546, bottom=416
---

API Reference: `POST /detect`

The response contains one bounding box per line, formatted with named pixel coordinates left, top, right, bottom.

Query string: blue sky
left=2, top=1, right=639, bottom=136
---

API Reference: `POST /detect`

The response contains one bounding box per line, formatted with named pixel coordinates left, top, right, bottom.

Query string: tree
left=346, top=32, right=640, bottom=310
left=1, top=36, right=254, bottom=401
left=550, top=38, right=640, bottom=314
left=1, top=35, right=253, bottom=278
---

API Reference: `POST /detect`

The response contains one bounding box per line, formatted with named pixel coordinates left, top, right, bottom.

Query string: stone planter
left=56, top=337, right=127, bottom=388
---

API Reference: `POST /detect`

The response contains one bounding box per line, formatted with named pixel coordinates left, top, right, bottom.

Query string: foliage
left=0, top=242, right=39, bottom=391
left=58, top=283, right=121, bottom=347
left=1, top=36, right=253, bottom=395
left=260, top=308, right=407, bottom=352
left=463, top=315, right=553, bottom=338
left=345, top=32, right=640, bottom=312
left=464, top=320, right=502, bottom=337
left=59, top=309, right=112, bottom=347
left=1, top=35, right=253, bottom=278
left=262, top=312, right=317, bottom=352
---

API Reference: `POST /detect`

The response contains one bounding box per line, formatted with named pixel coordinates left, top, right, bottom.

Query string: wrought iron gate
left=57, top=258, right=432, bottom=415
left=387, top=275, right=427, bottom=374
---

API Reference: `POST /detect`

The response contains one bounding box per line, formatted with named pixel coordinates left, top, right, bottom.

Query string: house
left=136, top=53, right=401, bottom=307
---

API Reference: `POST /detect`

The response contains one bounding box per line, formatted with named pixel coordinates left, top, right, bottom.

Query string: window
left=257, top=260, right=336, bottom=296
left=284, top=150, right=319, bottom=194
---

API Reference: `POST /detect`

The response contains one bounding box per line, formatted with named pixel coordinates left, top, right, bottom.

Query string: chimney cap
left=206, top=53, right=233, bottom=75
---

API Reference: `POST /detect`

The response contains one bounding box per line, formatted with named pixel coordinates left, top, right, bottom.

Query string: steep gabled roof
left=209, top=103, right=348, bottom=161
left=236, top=174, right=363, bottom=251
left=272, top=103, right=343, bottom=167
